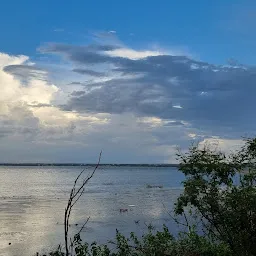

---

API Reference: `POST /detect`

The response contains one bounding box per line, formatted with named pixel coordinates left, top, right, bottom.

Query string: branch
left=64, top=151, right=102, bottom=256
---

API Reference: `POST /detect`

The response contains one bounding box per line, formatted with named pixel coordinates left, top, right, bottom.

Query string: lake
left=0, top=166, right=184, bottom=256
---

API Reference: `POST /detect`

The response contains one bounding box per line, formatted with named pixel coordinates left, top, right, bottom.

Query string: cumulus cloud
left=0, top=54, right=54, bottom=138
left=0, top=52, right=108, bottom=146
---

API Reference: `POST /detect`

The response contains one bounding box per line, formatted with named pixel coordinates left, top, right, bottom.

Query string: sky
left=0, top=0, right=255, bottom=163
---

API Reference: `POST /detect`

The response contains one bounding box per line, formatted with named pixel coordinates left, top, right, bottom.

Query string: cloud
left=60, top=53, right=255, bottom=138
left=137, top=117, right=185, bottom=128
left=198, top=137, right=244, bottom=154
left=1, top=34, right=255, bottom=163
left=72, top=68, right=105, bottom=77
left=65, top=77, right=173, bottom=116
left=0, top=52, right=108, bottom=143
left=0, top=53, right=29, bottom=67
left=3, top=64, right=47, bottom=81
left=91, top=30, right=122, bottom=46
left=37, top=39, right=256, bottom=143
left=0, top=49, right=188, bottom=163
left=0, top=54, right=54, bottom=139
left=39, top=43, right=121, bottom=65
left=70, top=90, right=86, bottom=96
left=106, top=48, right=164, bottom=60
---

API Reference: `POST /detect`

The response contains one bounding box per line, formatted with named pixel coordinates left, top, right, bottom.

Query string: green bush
left=45, top=225, right=232, bottom=256
left=175, top=138, right=256, bottom=256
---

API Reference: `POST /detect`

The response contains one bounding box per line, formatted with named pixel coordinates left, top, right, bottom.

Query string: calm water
left=0, top=166, right=184, bottom=256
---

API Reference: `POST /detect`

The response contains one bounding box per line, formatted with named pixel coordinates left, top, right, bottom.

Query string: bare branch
left=77, top=216, right=90, bottom=235
left=162, top=203, right=189, bottom=228
left=64, top=151, right=102, bottom=256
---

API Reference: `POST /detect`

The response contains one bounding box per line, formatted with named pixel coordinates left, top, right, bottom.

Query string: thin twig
left=64, top=151, right=102, bottom=256
left=162, top=203, right=189, bottom=228
left=77, top=216, right=91, bottom=235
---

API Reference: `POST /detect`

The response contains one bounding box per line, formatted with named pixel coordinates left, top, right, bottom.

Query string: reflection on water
left=0, top=166, right=184, bottom=256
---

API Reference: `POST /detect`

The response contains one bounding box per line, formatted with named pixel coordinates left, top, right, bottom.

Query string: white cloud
left=137, top=117, right=166, bottom=127
left=173, top=105, right=183, bottom=109
left=106, top=48, right=164, bottom=60
left=0, top=53, right=57, bottom=108
left=188, top=133, right=197, bottom=139
left=0, top=53, right=28, bottom=68
left=198, top=138, right=244, bottom=154
left=0, top=52, right=108, bottom=144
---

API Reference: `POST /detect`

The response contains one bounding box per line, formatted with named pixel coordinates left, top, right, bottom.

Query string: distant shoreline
left=0, top=163, right=179, bottom=167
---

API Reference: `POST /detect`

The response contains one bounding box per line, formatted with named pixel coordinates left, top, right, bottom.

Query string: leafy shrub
left=175, top=138, right=256, bottom=256
left=44, top=225, right=232, bottom=256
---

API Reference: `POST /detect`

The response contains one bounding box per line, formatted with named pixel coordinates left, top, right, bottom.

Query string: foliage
left=43, top=225, right=232, bottom=256
left=175, top=138, right=256, bottom=256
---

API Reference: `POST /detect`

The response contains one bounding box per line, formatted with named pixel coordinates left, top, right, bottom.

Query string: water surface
left=0, top=166, right=184, bottom=256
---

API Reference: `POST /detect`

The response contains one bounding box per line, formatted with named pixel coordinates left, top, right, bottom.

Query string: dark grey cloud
left=39, top=43, right=122, bottom=65
left=72, top=68, right=105, bottom=77
left=70, top=91, right=86, bottom=96
left=40, top=43, right=118, bottom=53
left=3, top=65, right=46, bottom=80
left=69, top=82, right=82, bottom=85
left=42, top=42, right=256, bottom=138
left=65, top=78, right=173, bottom=116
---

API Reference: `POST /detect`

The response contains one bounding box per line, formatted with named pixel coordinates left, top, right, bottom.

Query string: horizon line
left=0, top=163, right=179, bottom=166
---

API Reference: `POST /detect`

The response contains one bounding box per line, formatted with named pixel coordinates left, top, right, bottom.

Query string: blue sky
left=0, top=0, right=255, bottom=163
left=1, top=0, right=256, bottom=64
